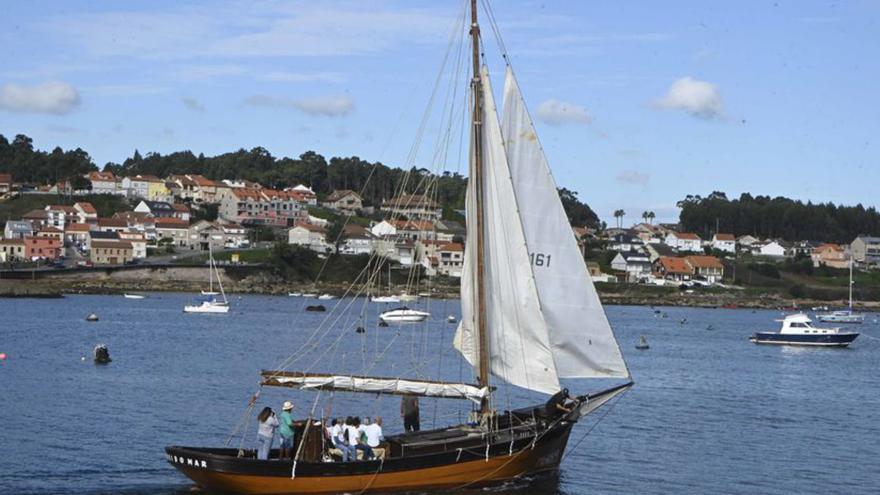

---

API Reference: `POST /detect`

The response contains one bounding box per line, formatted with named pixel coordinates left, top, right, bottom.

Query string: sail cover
left=501, top=67, right=629, bottom=378
left=455, top=67, right=561, bottom=395
left=261, top=371, right=489, bottom=404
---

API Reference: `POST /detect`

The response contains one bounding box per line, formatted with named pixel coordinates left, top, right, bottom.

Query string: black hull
left=750, top=332, right=859, bottom=346
left=166, top=383, right=632, bottom=494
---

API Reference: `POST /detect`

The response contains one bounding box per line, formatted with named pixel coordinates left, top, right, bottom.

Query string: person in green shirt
left=278, top=401, right=296, bottom=459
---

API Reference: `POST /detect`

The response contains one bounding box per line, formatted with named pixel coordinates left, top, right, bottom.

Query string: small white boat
left=398, top=293, right=419, bottom=302
left=187, top=245, right=230, bottom=314
left=372, top=295, right=401, bottom=304
left=288, top=292, right=302, bottom=297
left=184, top=299, right=230, bottom=314
left=817, top=258, right=864, bottom=324
left=123, top=293, right=145, bottom=299
left=750, top=313, right=858, bottom=346
left=635, top=335, right=649, bottom=350
left=317, top=294, right=336, bottom=300
left=379, top=307, right=431, bottom=324
left=447, top=315, right=456, bottom=323
left=302, top=293, right=318, bottom=298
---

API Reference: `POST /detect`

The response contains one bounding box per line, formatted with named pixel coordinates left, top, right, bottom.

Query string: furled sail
left=454, top=66, right=561, bottom=395
left=501, top=67, right=629, bottom=378
left=260, top=371, right=490, bottom=404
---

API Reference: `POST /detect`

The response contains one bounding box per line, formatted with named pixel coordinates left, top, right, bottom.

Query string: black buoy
left=635, top=335, right=650, bottom=350
left=93, top=344, right=112, bottom=364
left=378, top=320, right=389, bottom=327
left=355, top=326, right=366, bottom=334
left=305, top=305, right=326, bottom=312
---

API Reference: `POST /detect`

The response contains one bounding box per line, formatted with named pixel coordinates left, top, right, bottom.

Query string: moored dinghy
left=166, top=3, right=632, bottom=493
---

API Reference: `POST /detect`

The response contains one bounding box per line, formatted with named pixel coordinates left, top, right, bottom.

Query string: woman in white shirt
left=256, top=407, right=279, bottom=460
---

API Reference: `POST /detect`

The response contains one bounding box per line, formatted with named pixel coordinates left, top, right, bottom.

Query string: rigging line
left=480, top=0, right=510, bottom=63
left=560, top=391, right=629, bottom=463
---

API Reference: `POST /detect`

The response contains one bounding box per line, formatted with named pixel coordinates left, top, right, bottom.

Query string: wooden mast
left=470, top=0, right=491, bottom=414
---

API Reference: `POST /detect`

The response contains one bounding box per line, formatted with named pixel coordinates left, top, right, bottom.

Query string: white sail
left=455, top=67, right=560, bottom=395
left=501, top=67, right=628, bottom=378
left=261, top=372, right=489, bottom=404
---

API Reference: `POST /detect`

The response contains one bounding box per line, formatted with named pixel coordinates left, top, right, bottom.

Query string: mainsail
left=501, top=67, right=629, bottom=379
left=456, top=66, right=629, bottom=395
left=455, top=67, right=561, bottom=395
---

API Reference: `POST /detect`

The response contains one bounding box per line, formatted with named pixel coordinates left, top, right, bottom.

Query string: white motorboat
left=398, top=293, right=419, bottom=302
left=750, top=313, right=858, bottom=346
left=186, top=245, right=230, bottom=314
left=371, top=295, right=401, bottom=304
left=816, top=258, right=864, bottom=324
left=184, top=298, right=230, bottom=314
left=123, top=293, right=145, bottom=299
left=447, top=315, right=457, bottom=323
left=288, top=292, right=302, bottom=297
left=302, top=293, right=318, bottom=298
left=317, top=294, right=336, bottom=300
left=379, top=307, right=431, bottom=324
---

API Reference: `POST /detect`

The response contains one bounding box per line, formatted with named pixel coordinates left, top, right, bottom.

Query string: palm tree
left=647, top=211, right=655, bottom=225
left=613, top=209, right=622, bottom=229
left=619, top=209, right=626, bottom=228
left=641, top=211, right=649, bottom=224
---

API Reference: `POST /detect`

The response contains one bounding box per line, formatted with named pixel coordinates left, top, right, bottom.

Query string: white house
left=610, top=250, right=652, bottom=282
left=665, top=232, right=702, bottom=252
left=754, top=240, right=790, bottom=258
left=340, top=224, right=375, bottom=255
left=711, top=233, right=736, bottom=253
left=437, top=242, right=464, bottom=277
left=288, top=222, right=328, bottom=252
left=370, top=220, right=397, bottom=238
left=118, top=231, right=148, bottom=259
left=737, top=235, right=760, bottom=248
left=86, top=171, right=120, bottom=195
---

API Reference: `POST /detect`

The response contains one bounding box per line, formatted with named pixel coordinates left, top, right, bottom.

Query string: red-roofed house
left=171, top=203, right=191, bottom=222
left=156, top=217, right=190, bottom=247
left=97, top=217, right=128, bottom=233
left=811, top=243, right=848, bottom=269
left=90, top=240, right=133, bottom=265
left=44, top=205, right=78, bottom=230
left=288, top=222, right=328, bottom=252
left=86, top=171, right=119, bottom=195
left=74, top=202, right=98, bottom=224
left=654, top=256, right=693, bottom=282
left=64, top=223, right=92, bottom=250
left=382, top=194, right=442, bottom=220
left=665, top=232, right=703, bottom=252
left=323, top=190, right=363, bottom=215
left=437, top=242, right=464, bottom=277
left=711, top=233, right=736, bottom=253
left=685, top=255, right=725, bottom=283
left=340, top=224, right=375, bottom=255
left=393, top=220, right=436, bottom=241
left=219, top=187, right=307, bottom=226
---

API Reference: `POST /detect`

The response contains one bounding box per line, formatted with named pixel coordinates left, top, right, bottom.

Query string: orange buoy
left=0, top=353, right=7, bottom=360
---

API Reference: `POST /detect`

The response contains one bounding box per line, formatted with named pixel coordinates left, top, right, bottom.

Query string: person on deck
left=364, top=416, right=386, bottom=459
left=278, top=401, right=295, bottom=459
left=256, top=407, right=279, bottom=460
left=329, top=418, right=353, bottom=462
left=350, top=417, right=374, bottom=460
left=544, top=388, right=576, bottom=418
left=401, top=396, right=420, bottom=432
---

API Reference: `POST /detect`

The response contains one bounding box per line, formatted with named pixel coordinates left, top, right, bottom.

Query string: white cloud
left=535, top=99, right=591, bottom=126
left=0, top=81, right=81, bottom=114
left=616, top=170, right=650, bottom=186
left=245, top=94, right=354, bottom=117
left=655, top=76, right=724, bottom=119
left=182, top=97, right=205, bottom=112
left=257, top=71, right=345, bottom=83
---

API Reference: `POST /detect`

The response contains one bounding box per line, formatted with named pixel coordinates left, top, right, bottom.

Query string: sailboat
left=816, top=257, right=864, bottom=323
left=185, top=245, right=230, bottom=314
left=371, top=264, right=401, bottom=303
left=166, top=2, right=631, bottom=492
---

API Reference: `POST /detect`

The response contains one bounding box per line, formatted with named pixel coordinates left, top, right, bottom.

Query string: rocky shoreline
left=2, top=276, right=876, bottom=311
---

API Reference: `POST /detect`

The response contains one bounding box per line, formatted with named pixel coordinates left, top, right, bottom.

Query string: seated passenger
left=364, top=416, right=386, bottom=459
left=348, top=417, right=374, bottom=460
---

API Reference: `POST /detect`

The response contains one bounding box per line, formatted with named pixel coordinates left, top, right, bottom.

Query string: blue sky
left=1, top=0, right=878, bottom=224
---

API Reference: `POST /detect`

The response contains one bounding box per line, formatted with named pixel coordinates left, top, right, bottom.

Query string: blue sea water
left=1, top=294, right=878, bottom=494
